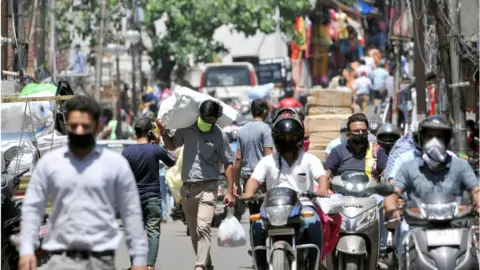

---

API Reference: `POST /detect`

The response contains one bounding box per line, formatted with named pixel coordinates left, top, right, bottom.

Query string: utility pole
left=13, top=0, right=27, bottom=71
left=392, top=40, right=401, bottom=126
left=95, top=0, right=106, bottom=102
left=131, top=0, right=138, bottom=120
left=411, top=0, right=426, bottom=121
left=447, top=0, right=467, bottom=156
left=35, top=0, right=47, bottom=79
left=48, top=0, right=56, bottom=83
left=1, top=0, right=8, bottom=73
left=115, top=56, right=123, bottom=139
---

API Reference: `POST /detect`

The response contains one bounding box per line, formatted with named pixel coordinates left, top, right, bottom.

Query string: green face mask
left=197, top=117, right=213, bottom=132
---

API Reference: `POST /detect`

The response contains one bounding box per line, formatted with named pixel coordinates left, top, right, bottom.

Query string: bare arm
left=471, top=187, right=480, bottom=211
left=234, top=149, right=242, bottom=190
left=318, top=170, right=331, bottom=192
left=244, top=177, right=261, bottom=196
left=263, top=147, right=273, bottom=156
left=224, top=163, right=234, bottom=195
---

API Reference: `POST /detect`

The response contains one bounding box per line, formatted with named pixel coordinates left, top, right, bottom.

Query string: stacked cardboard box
left=306, top=89, right=353, bottom=160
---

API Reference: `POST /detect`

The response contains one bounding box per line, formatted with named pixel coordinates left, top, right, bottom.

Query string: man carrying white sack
left=159, top=99, right=235, bottom=270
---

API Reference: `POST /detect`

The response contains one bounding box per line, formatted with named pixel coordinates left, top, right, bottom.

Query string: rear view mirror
left=373, top=183, right=396, bottom=197
left=4, top=146, right=20, bottom=162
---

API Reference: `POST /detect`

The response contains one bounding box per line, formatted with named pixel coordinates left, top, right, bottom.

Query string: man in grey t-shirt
left=235, top=99, right=273, bottom=228
left=160, top=100, right=234, bottom=270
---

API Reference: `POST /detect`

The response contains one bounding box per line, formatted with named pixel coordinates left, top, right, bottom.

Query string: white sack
left=36, top=132, right=69, bottom=156
left=1, top=140, right=38, bottom=175
left=1, top=94, right=55, bottom=140
left=158, top=86, right=239, bottom=130
left=247, top=83, right=274, bottom=101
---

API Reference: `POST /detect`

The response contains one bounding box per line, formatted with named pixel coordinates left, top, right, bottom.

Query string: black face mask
left=68, top=132, right=96, bottom=149
left=350, top=133, right=369, bottom=146
left=277, top=139, right=299, bottom=153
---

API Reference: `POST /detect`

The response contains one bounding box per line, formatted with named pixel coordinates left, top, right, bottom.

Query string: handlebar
left=240, top=191, right=330, bottom=203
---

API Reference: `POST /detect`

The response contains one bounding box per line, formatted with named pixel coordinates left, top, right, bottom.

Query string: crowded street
left=2, top=0, right=479, bottom=269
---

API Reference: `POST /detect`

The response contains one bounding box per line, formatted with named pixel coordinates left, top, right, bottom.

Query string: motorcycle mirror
left=372, top=183, right=396, bottom=197
left=4, top=146, right=20, bottom=162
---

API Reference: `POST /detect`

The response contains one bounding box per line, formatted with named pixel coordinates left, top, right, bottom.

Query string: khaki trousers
left=181, top=180, right=218, bottom=269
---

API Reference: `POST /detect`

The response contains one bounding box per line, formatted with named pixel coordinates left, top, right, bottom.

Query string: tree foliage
left=55, top=0, right=314, bottom=84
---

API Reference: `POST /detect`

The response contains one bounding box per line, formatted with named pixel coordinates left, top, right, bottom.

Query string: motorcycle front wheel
left=271, top=249, right=291, bottom=270
left=344, top=254, right=361, bottom=270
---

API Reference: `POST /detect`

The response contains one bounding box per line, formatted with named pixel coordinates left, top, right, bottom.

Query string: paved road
left=115, top=216, right=253, bottom=270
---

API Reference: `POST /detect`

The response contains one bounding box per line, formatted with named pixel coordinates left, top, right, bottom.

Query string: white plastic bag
left=157, top=86, right=239, bottom=130
left=314, top=194, right=344, bottom=214
left=165, top=146, right=184, bottom=201
left=217, top=208, right=246, bottom=247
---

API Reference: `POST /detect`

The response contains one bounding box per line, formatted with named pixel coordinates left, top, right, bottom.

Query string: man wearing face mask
left=320, top=113, right=389, bottom=268
left=19, top=96, right=147, bottom=270
left=241, top=109, right=327, bottom=270
left=384, top=115, right=480, bottom=260
left=159, top=99, right=235, bottom=270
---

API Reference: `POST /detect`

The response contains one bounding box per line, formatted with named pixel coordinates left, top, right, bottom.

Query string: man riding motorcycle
left=377, top=123, right=401, bottom=155
left=241, top=110, right=327, bottom=270
left=320, top=113, right=390, bottom=268
left=384, top=115, right=480, bottom=259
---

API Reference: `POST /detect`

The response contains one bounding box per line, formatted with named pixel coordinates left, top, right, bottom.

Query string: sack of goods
left=217, top=208, right=247, bottom=247
left=157, top=86, right=239, bottom=130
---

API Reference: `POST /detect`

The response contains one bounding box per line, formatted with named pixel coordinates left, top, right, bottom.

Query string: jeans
left=160, top=174, right=168, bottom=219
left=141, top=197, right=162, bottom=266
left=251, top=205, right=323, bottom=269
left=394, top=219, right=410, bottom=259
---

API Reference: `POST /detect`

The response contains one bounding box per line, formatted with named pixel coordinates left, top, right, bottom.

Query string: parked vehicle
left=387, top=193, right=479, bottom=270
left=327, top=172, right=395, bottom=270
left=248, top=187, right=322, bottom=270
left=1, top=146, right=49, bottom=270
left=199, top=62, right=258, bottom=102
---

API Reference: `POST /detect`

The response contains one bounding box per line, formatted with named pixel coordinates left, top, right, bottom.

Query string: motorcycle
left=248, top=187, right=323, bottom=270
left=327, top=171, right=395, bottom=270
left=1, top=146, right=50, bottom=269
left=386, top=193, right=479, bottom=270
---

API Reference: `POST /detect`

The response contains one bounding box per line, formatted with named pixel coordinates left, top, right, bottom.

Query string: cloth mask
left=68, top=132, right=95, bottom=149
left=197, top=117, right=213, bottom=132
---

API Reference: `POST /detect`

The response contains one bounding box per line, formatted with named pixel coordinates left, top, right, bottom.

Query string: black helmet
left=414, top=115, right=453, bottom=148
left=377, top=123, right=401, bottom=154
left=339, top=76, right=347, bottom=86
left=272, top=108, right=305, bottom=152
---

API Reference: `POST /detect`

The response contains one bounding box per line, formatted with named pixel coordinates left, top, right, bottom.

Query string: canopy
left=19, top=83, right=57, bottom=97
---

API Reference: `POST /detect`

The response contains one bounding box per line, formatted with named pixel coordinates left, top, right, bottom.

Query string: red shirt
left=279, top=98, right=303, bottom=109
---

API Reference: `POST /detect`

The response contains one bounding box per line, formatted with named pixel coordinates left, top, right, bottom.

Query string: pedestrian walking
left=159, top=100, right=235, bottom=270
left=19, top=95, right=147, bottom=270
left=122, top=117, right=176, bottom=270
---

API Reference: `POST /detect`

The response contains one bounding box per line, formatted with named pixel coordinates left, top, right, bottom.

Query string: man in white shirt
left=242, top=111, right=326, bottom=270
left=353, top=71, right=373, bottom=114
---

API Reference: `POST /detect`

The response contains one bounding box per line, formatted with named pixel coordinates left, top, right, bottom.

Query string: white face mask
left=422, top=137, right=447, bottom=168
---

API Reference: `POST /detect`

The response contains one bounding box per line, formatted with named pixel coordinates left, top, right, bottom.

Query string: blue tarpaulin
left=354, top=0, right=376, bottom=14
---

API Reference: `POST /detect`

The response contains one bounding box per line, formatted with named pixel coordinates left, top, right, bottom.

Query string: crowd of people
left=17, top=93, right=479, bottom=270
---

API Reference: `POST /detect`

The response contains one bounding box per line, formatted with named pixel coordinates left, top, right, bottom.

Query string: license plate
left=268, top=228, right=295, bottom=236
left=426, top=229, right=461, bottom=246
left=39, top=225, right=48, bottom=237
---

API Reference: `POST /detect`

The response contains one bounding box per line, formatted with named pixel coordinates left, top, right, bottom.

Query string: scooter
left=387, top=193, right=479, bottom=270
left=327, top=171, right=395, bottom=270
left=1, top=146, right=50, bottom=270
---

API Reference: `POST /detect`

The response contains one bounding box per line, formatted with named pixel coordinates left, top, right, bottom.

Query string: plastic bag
left=165, top=146, right=184, bottom=201
left=217, top=208, right=246, bottom=247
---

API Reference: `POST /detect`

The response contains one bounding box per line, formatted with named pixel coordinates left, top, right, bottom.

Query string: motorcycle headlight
left=265, top=206, right=293, bottom=226
left=423, top=202, right=457, bottom=220
left=356, top=207, right=377, bottom=228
